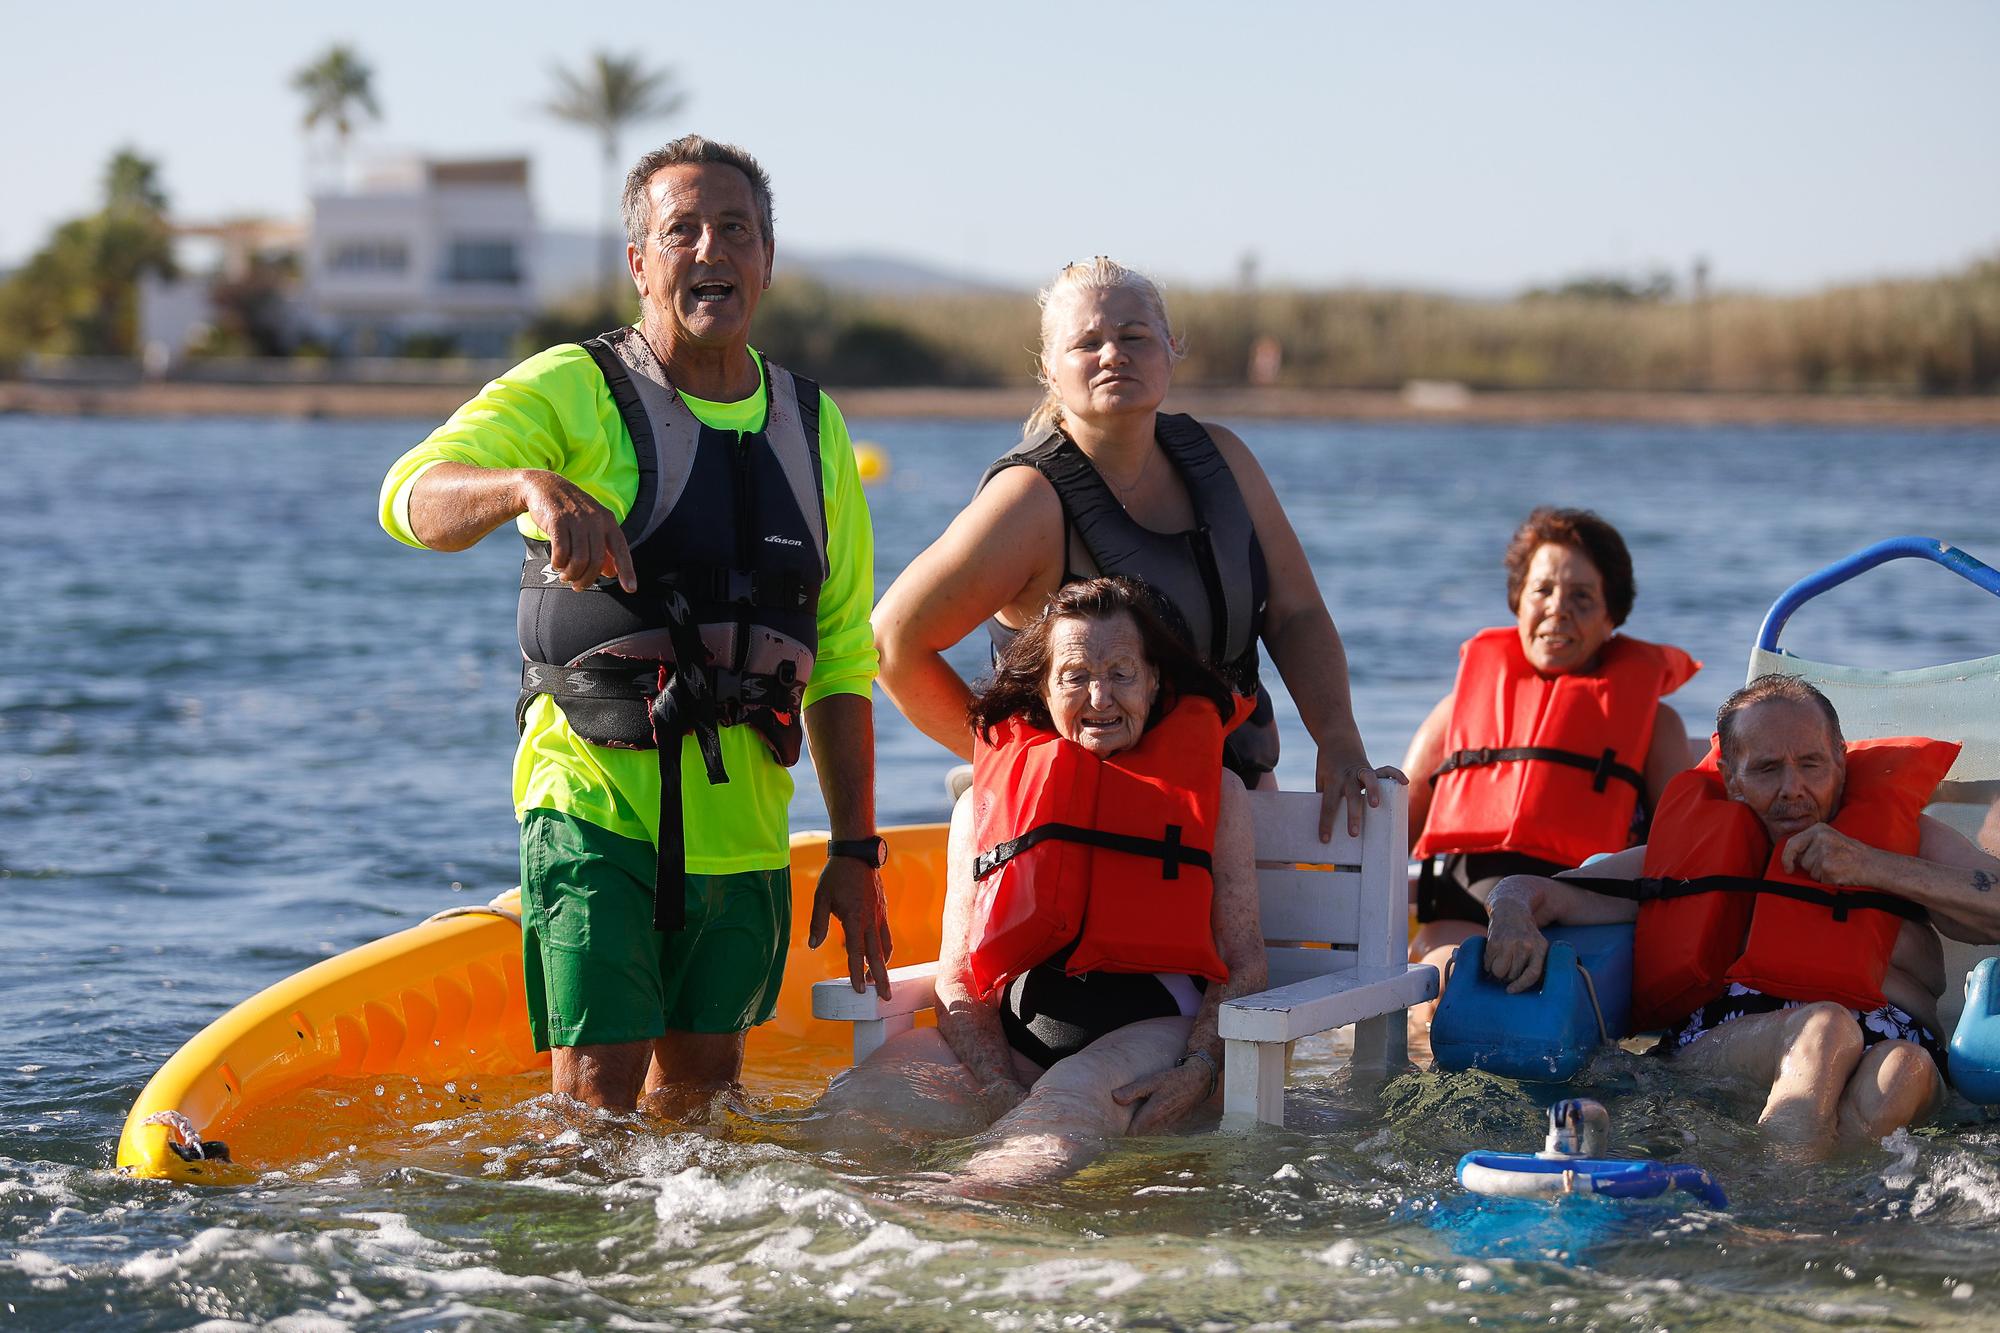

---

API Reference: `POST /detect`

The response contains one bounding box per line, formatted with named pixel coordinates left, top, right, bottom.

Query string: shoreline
left=3, top=379, right=1999, bottom=426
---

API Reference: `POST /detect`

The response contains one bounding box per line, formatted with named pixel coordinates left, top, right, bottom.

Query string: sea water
left=4, top=413, right=2000, bottom=1329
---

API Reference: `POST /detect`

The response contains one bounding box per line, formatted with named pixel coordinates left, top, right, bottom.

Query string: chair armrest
left=810, top=961, right=941, bottom=1021
left=1219, top=963, right=1439, bottom=1045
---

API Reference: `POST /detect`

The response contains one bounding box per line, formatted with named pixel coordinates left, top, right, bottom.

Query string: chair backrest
left=1245, top=784, right=1410, bottom=988
left=1746, top=647, right=2000, bottom=799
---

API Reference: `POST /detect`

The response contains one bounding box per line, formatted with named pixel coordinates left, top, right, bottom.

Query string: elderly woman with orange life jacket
left=1403, top=508, right=1699, bottom=976
left=819, top=578, right=1264, bottom=1186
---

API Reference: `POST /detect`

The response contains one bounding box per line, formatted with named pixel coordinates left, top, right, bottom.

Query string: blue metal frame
left=1754, top=537, right=2000, bottom=654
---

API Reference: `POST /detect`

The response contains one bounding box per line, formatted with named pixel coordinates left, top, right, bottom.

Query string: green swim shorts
left=518, top=808, right=791, bottom=1050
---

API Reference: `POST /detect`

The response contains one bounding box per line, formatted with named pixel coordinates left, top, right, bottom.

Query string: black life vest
left=980, top=414, right=1276, bottom=780
left=516, top=326, right=827, bottom=928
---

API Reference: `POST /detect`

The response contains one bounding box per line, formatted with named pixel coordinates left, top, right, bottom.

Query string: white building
left=302, top=156, right=537, bottom=357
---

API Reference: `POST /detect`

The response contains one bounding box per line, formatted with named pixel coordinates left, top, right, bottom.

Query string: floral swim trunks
left=1658, top=983, right=1948, bottom=1078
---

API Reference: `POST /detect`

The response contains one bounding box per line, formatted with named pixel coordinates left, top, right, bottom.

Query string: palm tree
left=104, top=149, right=169, bottom=218
left=292, top=45, right=381, bottom=188
left=544, top=53, right=687, bottom=313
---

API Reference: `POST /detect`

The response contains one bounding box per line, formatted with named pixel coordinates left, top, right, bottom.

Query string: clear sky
left=4, top=1, right=1996, bottom=294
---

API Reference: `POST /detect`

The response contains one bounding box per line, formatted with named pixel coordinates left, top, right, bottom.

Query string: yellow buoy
left=854, top=441, right=890, bottom=483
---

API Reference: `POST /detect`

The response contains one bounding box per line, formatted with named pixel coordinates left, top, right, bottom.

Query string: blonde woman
left=873, top=258, right=1398, bottom=837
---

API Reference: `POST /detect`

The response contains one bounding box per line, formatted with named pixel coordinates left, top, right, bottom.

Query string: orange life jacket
left=1628, top=735, right=1958, bottom=1030
left=965, top=695, right=1246, bottom=1001
left=1414, top=627, right=1699, bottom=868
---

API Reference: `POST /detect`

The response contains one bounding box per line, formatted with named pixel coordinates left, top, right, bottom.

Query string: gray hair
left=1023, top=257, right=1184, bottom=442
left=621, top=135, right=775, bottom=249
left=1716, top=674, right=1845, bottom=768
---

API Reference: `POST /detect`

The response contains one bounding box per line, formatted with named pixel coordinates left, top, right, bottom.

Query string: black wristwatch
left=826, top=835, right=888, bottom=868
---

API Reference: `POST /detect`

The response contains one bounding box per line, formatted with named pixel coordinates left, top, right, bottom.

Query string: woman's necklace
left=1097, top=443, right=1156, bottom=504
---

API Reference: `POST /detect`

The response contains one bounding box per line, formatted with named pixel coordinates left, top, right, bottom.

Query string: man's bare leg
left=547, top=1031, right=748, bottom=1117
left=1834, top=1039, right=1943, bottom=1142
left=1675, top=1001, right=1865, bottom=1152
left=641, top=1030, right=747, bottom=1121
left=551, top=1039, right=654, bottom=1111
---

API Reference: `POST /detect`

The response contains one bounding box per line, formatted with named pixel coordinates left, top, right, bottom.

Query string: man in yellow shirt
left=379, top=136, right=889, bottom=1115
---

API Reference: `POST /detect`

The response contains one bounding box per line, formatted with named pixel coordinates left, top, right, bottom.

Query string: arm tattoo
left=1973, top=870, right=1996, bottom=894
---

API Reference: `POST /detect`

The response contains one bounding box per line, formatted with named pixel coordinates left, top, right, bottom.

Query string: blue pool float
left=1431, top=923, right=1634, bottom=1081
left=1457, top=1098, right=1727, bottom=1209
left=1951, top=957, right=2000, bottom=1104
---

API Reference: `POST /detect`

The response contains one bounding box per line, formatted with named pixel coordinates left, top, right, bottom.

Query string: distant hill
left=782, top=250, right=1015, bottom=295
left=534, top=228, right=1014, bottom=304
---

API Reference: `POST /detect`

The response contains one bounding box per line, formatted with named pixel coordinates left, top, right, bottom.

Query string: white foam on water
left=683, top=1260, right=744, bottom=1296
left=738, top=1218, right=966, bottom=1303
left=645, top=1163, right=864, bottom=1248
left=963, top=1256, right=1150, bottom=1304
left=6, top=1250, right=71, bottom=1278
left=1456, top=1262, right=1495, bottom=1289
left=1907, top=1141, right=2000, bottom=1221
left=661, top=1292, right=750, bottom=1326
left=1317, top=1239, right=1364, bottom=1269
left=617, top=1157, right=981, bottom=1306
left=486, top=1173, right=597, bottom=1196
left=377, top=1262, right=574, bottom=1297
left=277, top=1211, right=580, bottom=1308
left=6, top=1247, right=76, bottom=1292
left=325, top=1211, right=448, bottom=1259
left=188, top=1319, right=355, bottom=1333
left=0, top=1161, right=81, bottom=1209
left=118, top=1225, right=325, bottom=1289
left=1789, top=1300, right=1900, bottom=1323
left=1879, top=1128, right=1924, bottom=1190
left=120, top=1226, right=247, bottom=1282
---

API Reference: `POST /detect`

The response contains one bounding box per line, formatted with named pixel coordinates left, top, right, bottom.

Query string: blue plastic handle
left=1755, top=537, right=2000, bottom=653
left=1458, top=1152, right=1729, bottom=1209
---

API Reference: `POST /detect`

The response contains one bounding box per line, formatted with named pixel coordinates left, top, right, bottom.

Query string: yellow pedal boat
left=117, top=824, right=951, bottom=1184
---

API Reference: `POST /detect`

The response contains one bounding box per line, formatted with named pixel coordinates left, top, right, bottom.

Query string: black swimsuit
left=999, top=944, right=1205, bottom=1067
left=1416, top=851, right=1569, bottom=925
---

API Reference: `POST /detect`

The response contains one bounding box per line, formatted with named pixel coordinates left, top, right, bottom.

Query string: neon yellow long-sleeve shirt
left=378, top=341, right=876, bottom=873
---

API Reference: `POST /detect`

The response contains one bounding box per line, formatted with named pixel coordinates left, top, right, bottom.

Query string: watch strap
left=826, top=836, right=887, bottom=867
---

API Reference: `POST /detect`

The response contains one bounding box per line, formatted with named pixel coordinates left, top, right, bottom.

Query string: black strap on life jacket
left=973, top=822, right=1211, bottom=883
left=1561, top=874, right=1930, bottom=924
left=519, top=658, right=803, bottom=734
left=1430, top=745, right=1646, bottom=795
left=649, top=587, right=729, bottom=932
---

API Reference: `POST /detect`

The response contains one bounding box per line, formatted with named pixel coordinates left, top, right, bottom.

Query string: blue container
left=1431, top=924, right=1635, bottom=1081
left=1950, top=957, right=2000, bottom=1104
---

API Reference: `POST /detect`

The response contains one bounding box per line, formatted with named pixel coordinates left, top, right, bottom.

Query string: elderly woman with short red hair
left=1404, top=507, right=1700, bottom=973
